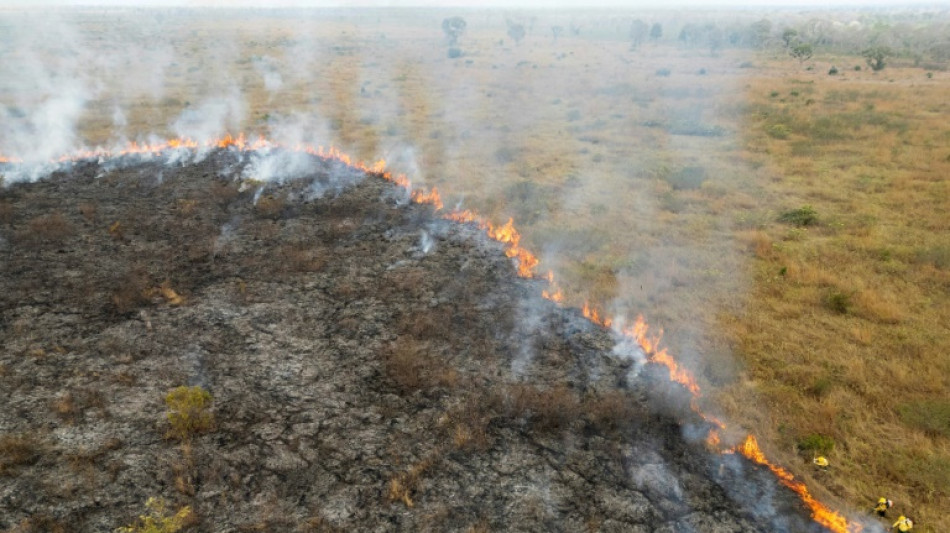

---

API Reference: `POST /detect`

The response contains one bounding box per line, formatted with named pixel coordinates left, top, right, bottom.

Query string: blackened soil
left=0, top=151, right=828, bottom=532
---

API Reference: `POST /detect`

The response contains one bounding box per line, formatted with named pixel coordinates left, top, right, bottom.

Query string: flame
left=729, top=435, right=860, bottom=533
left=411, top=187, right=443, bottom=210
left=582, top=301, right=613, bottom=328
left=0, top=134, right=861, bottom=533
left=542, top=286, right=564, bottom=303
left=444, top=210, right=540, bottom=278
left=621, top=317, right=701, bottom=396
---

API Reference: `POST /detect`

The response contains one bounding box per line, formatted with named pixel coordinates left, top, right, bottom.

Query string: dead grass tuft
left=383, top=336, right=457, bottom=394
left=0, top=432, right=45, bottom=474
left=23, top=212, right=74, bottom=243
left=853, top=288, right=905, bottom=324
left=386, top=457, right=435, bottom=508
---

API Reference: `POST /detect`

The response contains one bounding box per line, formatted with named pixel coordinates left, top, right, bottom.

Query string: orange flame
left=729, top=435, right=860, bottom=533
left=411, top=187, right=443, bottom=210
left=444, top=211, right=540, bottom=278
left=542, top=286, right=564, bottom=303
left=622, top=317, right=701, bottom=396
left=582, top=301, right=613, bottom=328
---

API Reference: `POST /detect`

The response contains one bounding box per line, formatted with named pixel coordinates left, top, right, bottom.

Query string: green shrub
left=766, top=123, right=791, bottom=139
left=665, top=166, right=707, bottom=190
left=164, top=386, right=213, bottom=440
left=116, top=498, right=192, bottom=533
left=778, top=205, right=818, bottom=226
left=915, top=245, right=950, bottom=270
left=898, top=400, right=950, bottom=438
left=828, top=66, right=839, bottom=75
left=825, top=290, right=852, bottom=314
left=655, top=68, right=671, bottom=77
left=797, top=433, right=835, bottom=455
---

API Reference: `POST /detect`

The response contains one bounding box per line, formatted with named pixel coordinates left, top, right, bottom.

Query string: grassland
left=1, top=7, right=948, bottom=531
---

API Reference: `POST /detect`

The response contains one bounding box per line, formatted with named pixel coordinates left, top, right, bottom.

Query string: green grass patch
left=797, top=433, right=836, bottom=455
left=899, top=400, right=950, bottom=438
left=778, top=205, right=818, bottom=227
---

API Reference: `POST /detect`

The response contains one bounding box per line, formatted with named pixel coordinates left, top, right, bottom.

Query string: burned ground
left=1, top=151, right=827, bottom=532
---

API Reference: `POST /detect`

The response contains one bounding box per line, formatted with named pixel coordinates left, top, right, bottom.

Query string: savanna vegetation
left=1, top=5, right=948, bottom=531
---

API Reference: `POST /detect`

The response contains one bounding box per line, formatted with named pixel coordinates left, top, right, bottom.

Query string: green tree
left=506, top=20, right=526, bottom=45
left=629, top=19, right=649, bottom=49
left=862, top=46, right=892, bottom=71
left=650, top=22, right=662, bottom=41
left=749, top=18, right=772, bottom=48
left=790, top=43, right=814, bottom=64
left=441, top=16, right=467, bottom=47
left=781, top=28, right=798, bottom=48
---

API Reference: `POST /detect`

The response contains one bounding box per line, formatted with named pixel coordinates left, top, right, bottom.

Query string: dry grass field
left=1, top=6, right=948, bottom=531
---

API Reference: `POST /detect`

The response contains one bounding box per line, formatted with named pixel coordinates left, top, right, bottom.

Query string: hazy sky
left=1, top=0, right=947, bottom=7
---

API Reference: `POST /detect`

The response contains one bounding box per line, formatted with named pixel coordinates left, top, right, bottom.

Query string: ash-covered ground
left=1, top=151, right=829, bottom=532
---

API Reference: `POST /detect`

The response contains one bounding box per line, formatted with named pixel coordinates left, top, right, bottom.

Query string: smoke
left=253, top=55, right=284, bottom=94
left=0, top=14, right=90, bottom=169
left=419, top=230, right=434, bottom=254
left=243, top=149, right=316, bottom=185
left=172, top=88, right=247, bottom=144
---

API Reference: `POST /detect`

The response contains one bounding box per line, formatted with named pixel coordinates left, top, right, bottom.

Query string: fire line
left=0, top=135, right=860, bottom=533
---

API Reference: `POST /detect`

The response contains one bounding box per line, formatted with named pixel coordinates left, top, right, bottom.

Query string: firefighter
left=813, top=455, right=829, bottom=468
left=892, top=515, right=914, bottom=532
left=873, top=497, right=893, bottom=517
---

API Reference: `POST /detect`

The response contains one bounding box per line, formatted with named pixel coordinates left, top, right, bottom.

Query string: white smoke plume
left=172, top=88, right=247, bottom=145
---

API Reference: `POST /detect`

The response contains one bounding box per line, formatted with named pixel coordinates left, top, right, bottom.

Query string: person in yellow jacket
left=812, top=456, right=829, bottom=468
left=873, top=497, right=893, bottom=517
left=892, top=515, right=913, bottom=532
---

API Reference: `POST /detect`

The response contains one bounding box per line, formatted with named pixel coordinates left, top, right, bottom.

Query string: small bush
left=915, top=245, right=950, bottom=270
left=854, top=65, right=861, bottom=71
left=665, top=166, right=707, bottom=190
left=825, top=290, right=852, bottom=314
left=494, top=146, right=518, bottom=163
left=447, top=47, right=462, bottom=59
left=697, top=68, right=707, bottom=75
left=899, top=400, right=950, bottom=438
left=116, top=497, right=193, bottom=533
left=778, top=205, right=818, bottom=226
left=655, top=68, right=671, bottom=77
left=164, top=386, right=214, bottom=440
left=797, top=433, right=835, bottom=455
left=254, top=194, right=286, bottom=220
left=25, top=212, right=74, bottom=242
left=739, top=61, right=754, bottom=68
left=503, top=384, right=580, bottom=433
left=828, top=66, right=839, bottom=75
left=766, top=123, right=791, bottom=139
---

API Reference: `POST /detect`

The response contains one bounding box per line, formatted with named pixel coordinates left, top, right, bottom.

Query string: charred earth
left=1, top=150, right=831, bottom=532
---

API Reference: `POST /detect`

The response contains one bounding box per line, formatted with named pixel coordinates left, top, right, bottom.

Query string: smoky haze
left=1, top=6, right=942, bottom=531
